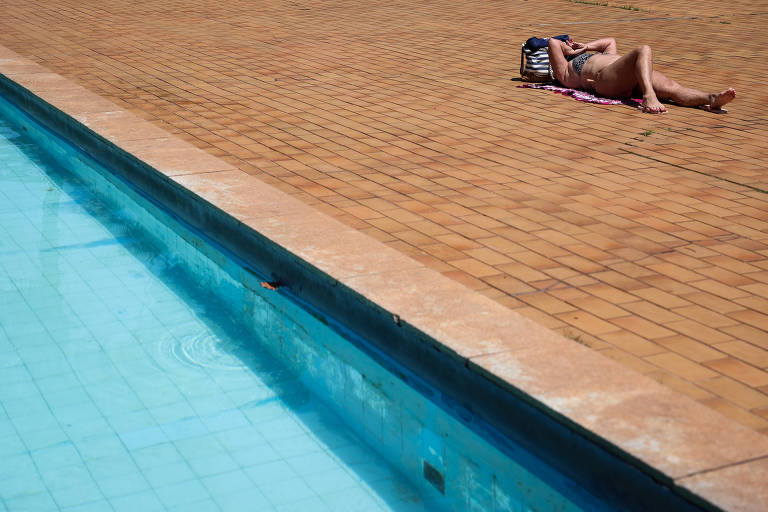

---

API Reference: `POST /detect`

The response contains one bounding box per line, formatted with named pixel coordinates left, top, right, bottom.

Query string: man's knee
left=636, top=44, right=652, bottom=56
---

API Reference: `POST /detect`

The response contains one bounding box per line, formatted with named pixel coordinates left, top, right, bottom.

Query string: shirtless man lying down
left=547, top=37, right=736, bottom=114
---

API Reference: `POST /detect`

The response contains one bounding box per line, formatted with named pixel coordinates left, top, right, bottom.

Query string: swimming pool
left=0, top=88, right=602, bottom=510
left=0, top=97, right=427, bottom=511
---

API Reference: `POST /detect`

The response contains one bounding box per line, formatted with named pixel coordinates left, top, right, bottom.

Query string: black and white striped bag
left=520, top=44, right=553, bottom=83
left=519, top=36, right=569, bottom=83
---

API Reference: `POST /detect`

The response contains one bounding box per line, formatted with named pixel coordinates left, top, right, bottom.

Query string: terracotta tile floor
left=2, top=0, right=767, bottom=433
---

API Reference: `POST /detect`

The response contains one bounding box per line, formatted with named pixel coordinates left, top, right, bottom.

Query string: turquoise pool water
left=0, top=92, right=596, bottom=512
left=0, top=104, right=431, bottom=511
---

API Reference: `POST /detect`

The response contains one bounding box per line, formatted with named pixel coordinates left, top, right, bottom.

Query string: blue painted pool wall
left=0, top=73, right=714, bottom=512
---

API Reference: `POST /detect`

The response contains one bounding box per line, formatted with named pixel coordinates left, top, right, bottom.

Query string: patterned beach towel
left=519, top=83, right=642, bottom=106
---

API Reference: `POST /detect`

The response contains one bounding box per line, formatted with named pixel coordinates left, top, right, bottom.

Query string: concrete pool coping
left=1, top=45, right=766, bottom=510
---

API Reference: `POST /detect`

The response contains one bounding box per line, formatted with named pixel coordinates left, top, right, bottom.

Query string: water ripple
left=158, top=331, right=249, bottom=372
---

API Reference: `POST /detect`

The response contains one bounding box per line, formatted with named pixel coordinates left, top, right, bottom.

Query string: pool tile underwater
left=4, top=491, right=59, bottom=512
left=109, top=490, right=165, bottom=512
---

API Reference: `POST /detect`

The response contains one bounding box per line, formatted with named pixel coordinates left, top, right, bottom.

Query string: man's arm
left=547, top=38, right=580, bottom=86
left=572, top=37, right=617, bottom=54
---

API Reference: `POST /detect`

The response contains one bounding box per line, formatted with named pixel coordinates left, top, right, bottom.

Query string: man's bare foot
left=703, top=88, right=736, bottom=111
left=641, top=96, right=667, bottom=114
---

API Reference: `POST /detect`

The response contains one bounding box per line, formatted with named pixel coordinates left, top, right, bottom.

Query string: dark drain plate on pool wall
left=423, top=460, right=445, bottom=494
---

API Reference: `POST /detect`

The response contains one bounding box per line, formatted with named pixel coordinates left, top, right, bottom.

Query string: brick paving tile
left=700, top=377, right=768, bottom=416
left=581, top=283, right=638, bottom=305
left=613, top=315, right=676, bottom=340
left=2, top=0, right=768, bottom=434
left=665, top=320, right=735, bottom=344
left=715, top=341, right=768, bottom=369
left=518, top=293, right=577, bottom=316
left=656, top=335, right=725, bottom=364
left=683, top=291, right=747, bottom=314
left=698, top=398, right=768, bottom=432
left=556, top=311, right=622, bottom=336
left=514, top=307, right=569, bottom=331
left=645, top=353, right=720, bottom=382
left=599, top=330, right=665, bottom=358
left=623, top=300, right=685, bottom=325
left=645, top=371, right=714, bottom=401
left=673, top=305, right=741, bottom=329
left=598, top=348, right=659, bottom=375
left=690, top=279, right=751, bottom=301
left=704, top=358, right=768, bottom=388
left=730, top=310, right=768, bottom=332
left=572, top=296, right=628, bottom=320
left=735, top=295, right=768, bottom=316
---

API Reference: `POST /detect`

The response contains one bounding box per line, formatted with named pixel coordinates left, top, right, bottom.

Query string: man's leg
left=651, top=71, right=736, bottom=110
left=594, top=45, right=666, bottom=113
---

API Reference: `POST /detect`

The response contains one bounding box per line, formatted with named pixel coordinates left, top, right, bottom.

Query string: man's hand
left=562, top=40, right=588, bottom=57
